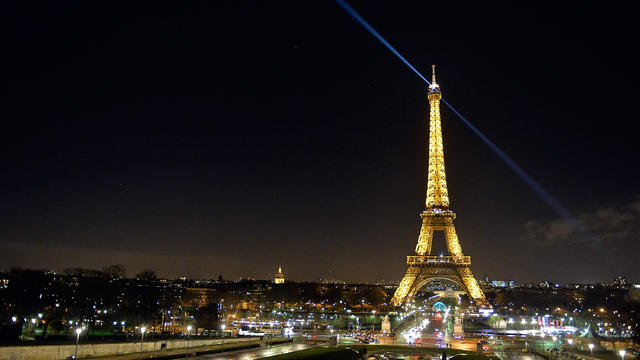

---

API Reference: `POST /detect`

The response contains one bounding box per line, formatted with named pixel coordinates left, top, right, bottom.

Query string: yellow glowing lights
left=426, top=87, right=449, bottom=209
left=274, top=265, right=285, bottom=284
left=391, top=67, right=489, bottom=309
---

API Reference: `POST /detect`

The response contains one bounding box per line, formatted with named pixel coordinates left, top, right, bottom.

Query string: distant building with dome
left=274, top=265, right=285, bottom=284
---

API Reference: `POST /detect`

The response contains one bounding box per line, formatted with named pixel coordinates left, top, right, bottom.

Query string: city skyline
left=2, top=2, right=639, bottom=284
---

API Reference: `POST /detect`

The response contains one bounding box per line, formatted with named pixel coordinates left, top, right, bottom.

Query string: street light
left=74, top=328, right=83, bottom=360
left=140, top=327, right=146, bottom=356
left=589, top=343, right=594, bottom=356
left=372, top=310, right=377, bottom=331
left=220, top=324, right=226, bottom=353
left=619, top=350, right=626, bottom=360
left=186, top=325, right=192, bottom=357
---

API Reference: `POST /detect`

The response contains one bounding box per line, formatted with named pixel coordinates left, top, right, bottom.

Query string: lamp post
left=220, top=324, right=226, bottom=353
left=372, top=310, right=377, bottom=332
left=619, top=350, right=626, bottom=360
left=186, top=325, right=192, bottom=357
left=589, top=343, right=594, bottom=357
left=74, top=328, right=83, bottom=359
left=140, top=327, right=146, bottom=357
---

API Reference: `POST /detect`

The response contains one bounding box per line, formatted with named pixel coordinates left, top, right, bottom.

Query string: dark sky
left=2, top=2, right=639, bottom=284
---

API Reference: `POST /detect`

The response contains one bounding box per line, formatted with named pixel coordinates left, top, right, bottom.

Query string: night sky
left=2, top=2, right=639, bottom=284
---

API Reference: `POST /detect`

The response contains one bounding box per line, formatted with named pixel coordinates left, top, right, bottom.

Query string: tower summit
left=430, top=64, right=439, bottom=91
left=391, top=67, right=490, bottom=309
left=274, top=265, right=285, bottom=284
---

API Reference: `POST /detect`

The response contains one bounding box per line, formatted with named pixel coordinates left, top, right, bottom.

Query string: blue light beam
left=440, top=98, right=574, bottom=222
left=335, top=0, right=608, bottom=254
left=335, top=0, right=429, bottom=84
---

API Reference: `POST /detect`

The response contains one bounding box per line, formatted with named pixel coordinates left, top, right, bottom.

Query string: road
left=192, top=342, right=314, bottom=360
left=411, top=315, right=549, bottom=360
left=494, top=353, right=544, bottom=360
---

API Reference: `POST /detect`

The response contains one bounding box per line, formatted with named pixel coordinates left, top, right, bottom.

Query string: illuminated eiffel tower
left=391, top=66, right=490, bottom=309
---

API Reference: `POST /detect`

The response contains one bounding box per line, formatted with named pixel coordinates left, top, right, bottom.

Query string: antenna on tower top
left=431, top=64, right=436, bottom=84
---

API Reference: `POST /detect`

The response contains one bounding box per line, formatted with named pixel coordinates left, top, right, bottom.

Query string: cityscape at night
left=2, top=1, right=639, bottom=360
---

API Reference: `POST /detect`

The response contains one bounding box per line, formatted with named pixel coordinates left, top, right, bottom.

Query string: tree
left=102, top=265, right=126, bottom=280
left=632, top=310, right=640, bottom=351
left=488, top=314, right=504, bottom=328
left=196, top=304, right=220, bottom=334
left=63, top=267, right=105, bottom=278
left=362, top=287, right=386, bottom=306
left=3, top=269, right=53, bottom=340
left=331, top=315, right=347, bottom=330
left=136, top=270, right=157, bottom=281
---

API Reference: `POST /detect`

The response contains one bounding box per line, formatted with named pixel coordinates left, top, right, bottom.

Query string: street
left=192, top=342, right=314, bottom=360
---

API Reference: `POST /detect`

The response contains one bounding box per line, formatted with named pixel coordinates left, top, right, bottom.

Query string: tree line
left=0, top=266, right=220, bottom=343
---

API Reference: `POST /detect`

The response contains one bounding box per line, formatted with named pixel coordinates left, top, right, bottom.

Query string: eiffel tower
left=391, top=66, right=490, bottom=309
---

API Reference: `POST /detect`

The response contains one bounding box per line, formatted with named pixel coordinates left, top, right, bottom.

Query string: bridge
left=432, top=289, right=467, bottom=297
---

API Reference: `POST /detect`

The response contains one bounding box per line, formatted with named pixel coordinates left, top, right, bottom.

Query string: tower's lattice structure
left=391, top=66, right=490, bottom=309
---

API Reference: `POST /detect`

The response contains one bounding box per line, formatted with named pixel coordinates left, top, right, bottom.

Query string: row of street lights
left=552, top=339, right=626, bottom=360
left=575, top=341, right=626, bottom=360
left=184, top=324, right=226, bottom=357
left=74, top=324, right=228, bottom=359
left=537, top=335, right=628, bottom=360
